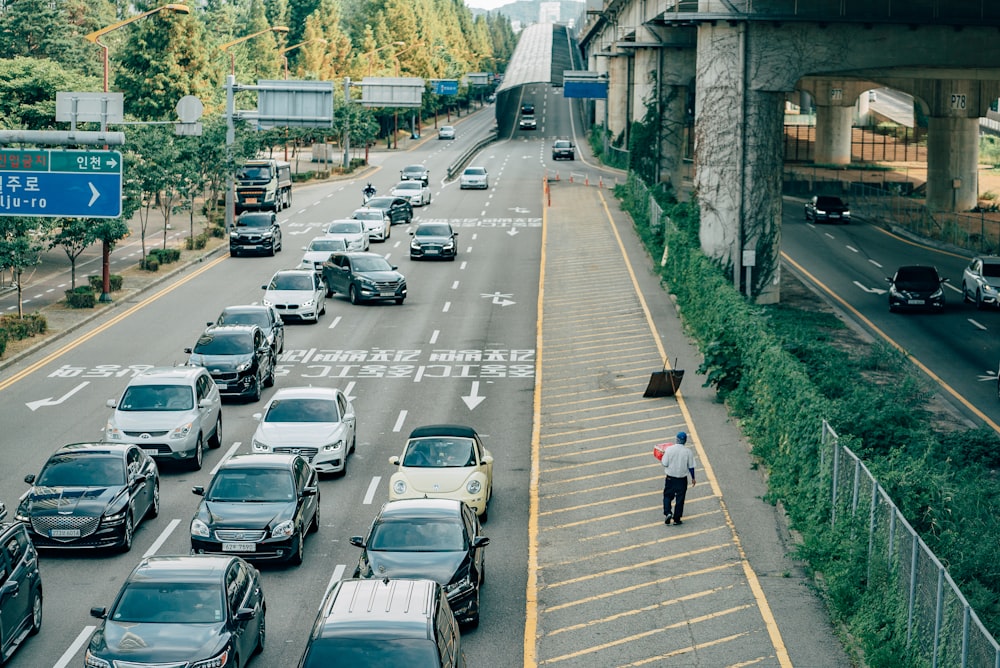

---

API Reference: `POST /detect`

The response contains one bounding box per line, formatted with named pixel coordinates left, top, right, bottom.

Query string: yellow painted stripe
left=0, top=254, right=229, bottom=393
left=597, top=189, right=794, bottom=666
left=542, top=525, right=726, bottom=567
left=544, top=543, right=728, bottom=588
left=615, top=632, right=751, bottom=668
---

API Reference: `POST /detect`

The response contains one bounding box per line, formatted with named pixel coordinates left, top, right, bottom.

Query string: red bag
left=653, top=443, right=668, bottom=461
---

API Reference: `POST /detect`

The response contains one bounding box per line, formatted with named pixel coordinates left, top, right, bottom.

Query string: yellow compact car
left=389, top=425, right=493, bottom=520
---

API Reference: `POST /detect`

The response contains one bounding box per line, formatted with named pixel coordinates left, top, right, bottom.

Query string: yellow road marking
left=544, top=543, right=728, bottom=588
left=615, top=632, right=751, bottom=668
left=543, top=526, right=726, bottom=567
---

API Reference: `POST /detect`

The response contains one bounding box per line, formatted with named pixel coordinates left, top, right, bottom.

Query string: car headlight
left=102, top=502, right=129, bottom=525
left=358, top=278, right=376, bottom=289
left=229, top=232, right=239, bottom=238
left=170, top=421, right=194, bottom=440
left=443, top=571, right=474, bottom=596
left=106, top=421, right=122, bottom=440
left=466, top=479, right=482, bottom=495
left=236, top=361, right=252, bottom=372
left=262, top=298, right=273, bottom=307
left=410, top=239, right=421, bottom=250
left=443, top=239, right=455, bottom=249
left=272, top=520, right=295, bottom=538
left=191, top=518, right=210, bottom=538
left=14, top=504, right=30, bottom=523
left=322, top=441, right=342, bottom=452
left=252, top=439, right=270, bottom=452
left=190, top=648, right=230, bottom=668
left=931, top=288, right=943, bottom=298
left=84, top=650, right=111, bottom=668
left=301, top=298, right=315, bottom=307
left=392, top=480, right=407, bottom=495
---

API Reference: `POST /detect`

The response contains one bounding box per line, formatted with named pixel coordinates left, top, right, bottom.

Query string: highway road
left=781, top=203, right=1000, bottom=430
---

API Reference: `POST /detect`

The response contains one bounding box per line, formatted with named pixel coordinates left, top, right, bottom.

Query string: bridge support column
left=926, top=116, right=979, bottom=211
left=607, top=55, right=629, bottom=143
left=814, top=104, right=854, bottom=165
left=659, top=50, right=695, bottom=186
left=695, top=22, right=785, bottom=303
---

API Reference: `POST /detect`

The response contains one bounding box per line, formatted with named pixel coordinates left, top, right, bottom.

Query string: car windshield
left=207, top=469, right=296, bottom=502
left=119, top=384, right=194, bottom=411
left=353, top=211, right=383, bottom=220
left=193, top=331, right=253, bottom=355
left=464, top=168, right=486, bottom=176
left=353, top=256, right=393, bottom=272
left=269, top=274, right=314, bottom=291
left=554, top=141, right=571, bottom=148
left=301, top=640, right=440, bottom=667
left=328, top=222, right=362, bottom=234
left=219, top=311, right=270, bottom=329
left=981, top=262, right=1000, bottom=278
left=402, top=166, right=424, bottom=175
left=365, top=198, right=393, bottom=208
left=236, top=166, right=271, bottom=180
left=395, top=182, right=420, bottom=191
left=816, top=197, right=845, bottom=207
left=111, top=582, right=224, bottom=624
left=369, top=519, right=466, bottom=552
left=894, top=267, right=940, bottom=288
left=308, top=239, right=347, bottom=252
left=37, top=454, right=125, bottom=487
left=236, top=214, right=271, bottom=228
left=402, top=438, right=475, bottom=468
left=415, top=224, right=452, bottom=237
left=264, top=397, right=339, bottom=423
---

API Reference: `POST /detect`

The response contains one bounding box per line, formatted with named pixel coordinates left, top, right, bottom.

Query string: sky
left=464, top=0, right=510, bottom=11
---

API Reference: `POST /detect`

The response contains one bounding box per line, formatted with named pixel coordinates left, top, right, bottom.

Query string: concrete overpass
left=577, top=0, right=1000, bottom=301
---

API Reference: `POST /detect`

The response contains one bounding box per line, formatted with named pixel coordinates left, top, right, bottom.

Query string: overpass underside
left=579, top=1, right=1000, bottom=302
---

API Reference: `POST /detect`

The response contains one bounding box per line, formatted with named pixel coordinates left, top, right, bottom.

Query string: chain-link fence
left=620, top=173, right=664, bottom=234
left=825, top=421, right=1000, bottom=668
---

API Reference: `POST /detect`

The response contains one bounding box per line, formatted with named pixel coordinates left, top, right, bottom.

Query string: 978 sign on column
left=0, top=149, right=122, bottom=218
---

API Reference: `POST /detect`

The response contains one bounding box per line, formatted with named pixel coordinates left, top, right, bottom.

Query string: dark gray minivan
left=0, top=503, right=43, bottom=663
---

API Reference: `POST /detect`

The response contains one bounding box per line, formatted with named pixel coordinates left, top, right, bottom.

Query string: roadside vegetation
left=616, top=175, right=1000, bottom=666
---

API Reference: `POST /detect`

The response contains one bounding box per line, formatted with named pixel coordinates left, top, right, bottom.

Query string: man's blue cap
left=676, top=431, right=687, bottom=444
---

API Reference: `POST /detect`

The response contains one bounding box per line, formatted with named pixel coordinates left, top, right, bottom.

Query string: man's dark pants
left=663, top=475, right=688, bottom=521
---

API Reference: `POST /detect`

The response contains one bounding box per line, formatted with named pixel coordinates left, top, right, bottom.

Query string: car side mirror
left=349, top=536, right=365, bottom=548
left=206, top=322, right=213, bottom=327
left=0, top=580, right=19, bottom=597
left=391, top=265, right=398, bottom=270
left=885, top=277, right=892, bottom=284
left=24, top=474, right=35, bottom=484
left=389, top=456, right=400, bottom=465
left=409, top=231, right=415, bottom=235
left=472, top=536, right=491, bottom=548
left=199, top=398, right=214, bottom=408
left=107, top=398, right=118, bottom=408
left=482, top=455, right=494, bottom=465
left=252, top=412, right=263, bottom=420
left=192, top=486, right=205, bottom=496
left=302, top=247, right=308, bottom=251
left=184, top=348, right=193, bottom=354
left=133, top=475, right=147, bottom=486
left=90, top=606, right=108, bottom=619
left=234, top=607, right=256, bottom=622
left=261, top=285, right=268, bottom=290
left=302, top=486, right=318, bottom=497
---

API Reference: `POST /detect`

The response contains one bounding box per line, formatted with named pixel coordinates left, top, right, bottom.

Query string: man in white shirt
left=661, top=431, right=696, bottom=525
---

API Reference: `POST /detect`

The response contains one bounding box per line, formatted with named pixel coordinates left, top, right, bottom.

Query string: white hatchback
left=325, top=219, right=370, bottom=251
left=262, top=269, right=326, bottom=323
left=460, top=166, right=489, bottom=190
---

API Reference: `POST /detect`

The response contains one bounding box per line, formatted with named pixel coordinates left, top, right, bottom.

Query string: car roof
left=269, top=386, right=342, bottom=401
left=128, top=366, right=205, bottom=385
left=204, top=324, right=259, bottom=335
left=220, top=304, right=271, bottom=314
left=408, top=424, right=479, bottom=439
left=318, top=579, right=437, bottom=639
left=128, top=555, right=237, bottom=584
left=329, top=218, right=363, bottom=226
left=378, top=498, right=465, bottom=520
left=53, top=442, right=132, bottom=456
left=270, top=268, right=315, bottom=277
left=330, top=251, right=382, bottom=260
left=894, top=265, right=940, bottom=279
left=219, top=453, right=299, bottom=470
left=403, top=164, right=426, bottom=170
left=353, top=207, right=384, bottom=214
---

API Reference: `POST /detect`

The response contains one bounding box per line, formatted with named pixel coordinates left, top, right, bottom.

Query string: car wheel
left=264, top=361, right=275, bottom=387
left=396, top=297, right=405, bottom=305
left=977, top=289, right=985, bottom=310
left=963, top=282, right=972, bottom=303
left=208, top=415, right=222, bottom=448
left=349, top=285, right=361, bottom=305
left=190, top=435, right=204, bottom=471
left=480, top=504, right=488, bottom=523
left=465, top=587, right=481, bottom=628
left=277, top=335, right=284, bottom=355
left=289, top=532, right=304, bottom=566
left=120, top=512, right=134, bottom=553
left=319, top=298, right=326, bottom=317
left=250, top=372, right=262, bottom=402
left=276, top=234, right=282, bottom=252
left=254, top=609, right=266, bottom=654
left=268, top=243, right=276, bottom=257
left=310, top=501, right=321, bottom=533
left=349, top=435, right=356, bottom=454
left=147, top=482, right=160, bottom=519
left=230, top=250, right=239, bottom=257
left=29, top=590, right=42, bottom=634
left=385, top=225, right=390, bottom=240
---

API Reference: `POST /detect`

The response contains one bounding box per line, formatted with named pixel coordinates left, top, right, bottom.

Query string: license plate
left=215, top=383, right=229, bottom=390
left=380, top=291, right=396, bottom=297
left=907, top=299, right=925, bottom=305
left=50, top=529, right=80, bottom=538
left=222, top=542, right=256, bottom=552
left=830, top=214, right=840, bottom=218
left=142, top=449, right=158, bottom=456
left=246, top=197, right=258, bottom=204
left=426, top=249, right=439, bottom=255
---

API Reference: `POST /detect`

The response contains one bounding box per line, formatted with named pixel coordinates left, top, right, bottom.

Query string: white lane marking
left=54, top=626, right=96, bottom=668
left=970, top=319, right=988, bottom=331
left=868, top=259, right=883, bottom=269
left=343, top=381, right=356, bottom=399
left=429, top=329, right=439, bottom=344
left=481, top=210, right=487, bottom=216
left=46, top=288, right=55, bottom=293
left=452, top=281, right=459, bottom=290
left=328, top=315, right=342, bottom=330
left=465, top=246, right=472, bottom=253
left=143, top=519, right=181, bottom=558
left=443, top=302, right=451, bottom=312
left=460, top=261, right=467, bottom=270
left=824, top=232, right=835, bottom=239
left=846, top=245, right=859, bottom=253
left=472, top=233, right=478, bottom=240
left=944, top=282, right=962, bottom=294
left=363, top=477, right=381, bottom=504
left=393, top=410, right=408, bottom=432
left=211, top=441, right=242, bottom=475
left=414, top=366, right=424, bottom=382
left=323, top=565, right=347, bottom=600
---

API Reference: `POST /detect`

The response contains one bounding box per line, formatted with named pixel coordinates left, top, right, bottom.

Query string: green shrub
left=88, top=274, right=123, bottom=292
left=0, top=313, right=47, bottom=338
left=65, top=286, right=96, bottom=308
left=150, top=248, right=180, bottom=264
left=0, top=329, right=6, bottom=357
left=140, top=255, right=160, bottom=272
left=185, top=234, right=209, bottom=250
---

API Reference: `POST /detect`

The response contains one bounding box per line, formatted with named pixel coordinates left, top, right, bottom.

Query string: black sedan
left=804, top=195, right=850, bottom=223
left=230, top=211, right=282, bottom=256
left=86, top=555, right=265, bottom=668
left=186, top=324, right=275, bottom=402
left=190, top=454, right=320, bottom=565
left=887, top=265, right=948, bottom=312
left=410, top=222, right=458, bottom=260
left=15, top=442, right=159, bottom=552
left=400, top=164, right=429, bottom=185
left=350, top=498, right=489, bottom=627
left=357, top=196, right=413, bottom=225
left=214, top=304, right=285, bottom=355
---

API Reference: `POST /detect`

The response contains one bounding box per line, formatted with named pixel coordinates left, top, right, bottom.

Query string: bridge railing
left=657, top=1, right=1000, bottom=23
left=825, top=421, right=1000, bottom=668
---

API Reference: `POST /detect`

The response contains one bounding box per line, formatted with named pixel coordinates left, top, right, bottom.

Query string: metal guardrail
left=446, top=130, right=497, bottom=180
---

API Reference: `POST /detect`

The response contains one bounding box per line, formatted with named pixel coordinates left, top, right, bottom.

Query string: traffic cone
left=585, top=174, right=589, bottom=186
left=569, top=173, right=573, bottom=183
left=599, top=176, right=604, bottom=188
left=556, top=171, right=560, bottom=181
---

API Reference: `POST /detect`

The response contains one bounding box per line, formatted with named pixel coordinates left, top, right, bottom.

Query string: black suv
left=0, top=504, right=43, bottom=663
left=804, top=195, right=850, bottom=223
left=297, top=578, right=465, bottom=668
left=358, top=196, right=413, bottom=225
left=521, top=102, right=534, bottom=115
left=552, top=139, right=575, bottom=160
left=410, top=222, right=458, bottom=260
left=322, top=251, right=407, bottom=305
left=186, top=325, right=275, bottom=402
left=230, top=211, right=283, bottom=256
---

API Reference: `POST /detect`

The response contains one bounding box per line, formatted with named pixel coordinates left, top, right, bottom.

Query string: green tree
left=124, top=125, right=179, bottom=259
left=0, top=216, right=51, bottom=317
left=48, top=218, right=98, bottom=290
left=0, top=57, right=96, bottom=129
left=0, top=0, right=76, bottom=63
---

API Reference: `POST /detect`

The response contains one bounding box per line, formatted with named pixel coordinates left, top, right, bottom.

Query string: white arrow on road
left=26, top=381, right=89, bottom=411
left=481, top=292, right=515, bottom=307
left=88, top=183, right=100, bottom=207
left=853, top=281, right=887, bottom=295
left=510, top=207, right=529, bottom=214
left=507, top=227, right=519, bottom=237
left=461, top=381, right=486, bottom=410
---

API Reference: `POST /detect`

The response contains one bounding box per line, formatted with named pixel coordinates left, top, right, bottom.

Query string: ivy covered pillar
left=659, top=48, right=695, bottom=186
left=694, top=21, right=787, bottom=303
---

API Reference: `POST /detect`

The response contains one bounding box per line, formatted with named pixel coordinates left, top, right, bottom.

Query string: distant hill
left=471, top=0, right=585, bottom=27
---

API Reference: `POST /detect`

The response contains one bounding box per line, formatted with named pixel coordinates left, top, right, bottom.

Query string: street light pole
left=219, top=26, right=290, bottom=77
left=84, top=3, right=191, bottom=303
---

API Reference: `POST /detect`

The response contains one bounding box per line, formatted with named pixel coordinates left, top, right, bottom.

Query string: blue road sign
left=563, top=81, right=608, bottom=99
left=432, top=79, right=459, bottom=95
left=0, top=149, right=122, bottom=218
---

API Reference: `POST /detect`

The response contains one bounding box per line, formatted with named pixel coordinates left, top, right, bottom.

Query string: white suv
left=106, top=367, right=223, bottom=470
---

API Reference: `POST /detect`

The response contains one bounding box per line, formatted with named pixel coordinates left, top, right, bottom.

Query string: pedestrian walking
left=659, top=431, right=696, bottom=525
